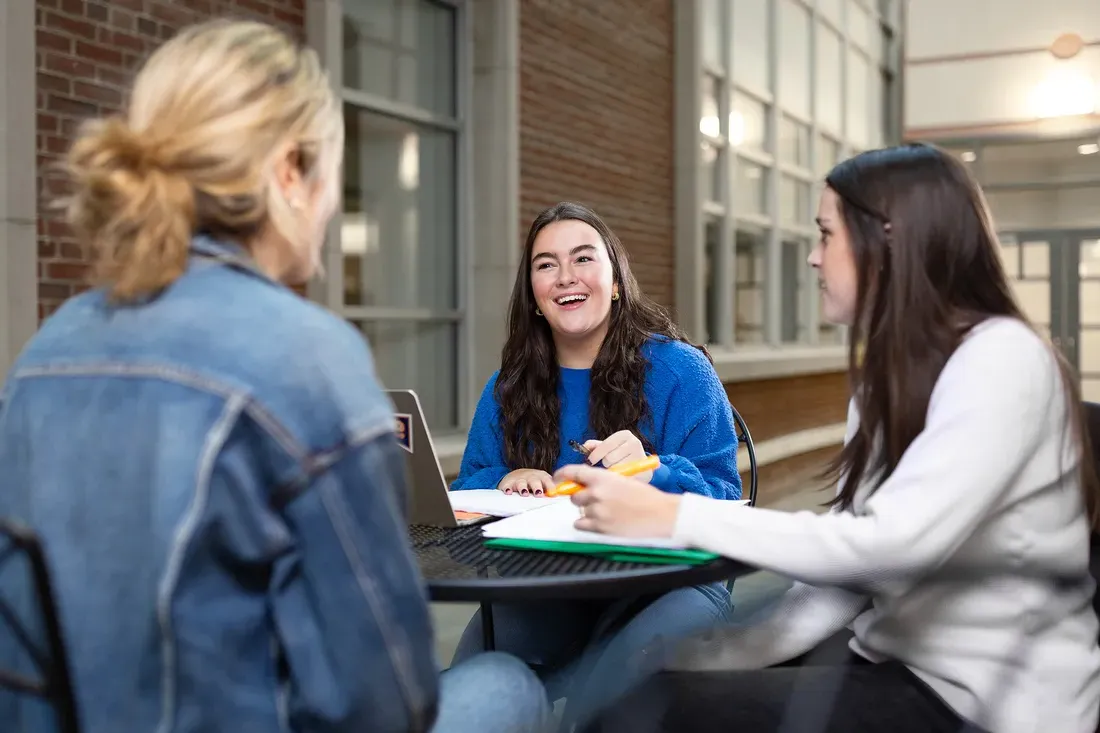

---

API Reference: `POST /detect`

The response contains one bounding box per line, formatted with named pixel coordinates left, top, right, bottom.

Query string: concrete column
left=0, top=0, right=39, bottom=373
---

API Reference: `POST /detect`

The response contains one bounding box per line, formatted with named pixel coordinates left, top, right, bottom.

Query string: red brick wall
left=35, top=0, right=304, bottom=320
left=518, top=0, right=676, bottom=307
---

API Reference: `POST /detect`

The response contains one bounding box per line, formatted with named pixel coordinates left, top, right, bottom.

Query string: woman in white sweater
left=561, top=143, right=1100, bottom=733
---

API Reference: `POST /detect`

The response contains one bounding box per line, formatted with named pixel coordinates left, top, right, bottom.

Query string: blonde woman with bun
left=0, top=19, right=547, bottom=733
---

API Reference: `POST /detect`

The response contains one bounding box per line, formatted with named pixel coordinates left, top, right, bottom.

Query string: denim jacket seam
left=268, top=423, right=397, bottom=509
left=12, top=363, right=396, bottom=483
left=15, top=363, right=245, bottom=401
left=154, top=391, right=248, bottom=733
left=12, top=362, right=315, bottom=460
left=315, top=442, right=430, bottom=732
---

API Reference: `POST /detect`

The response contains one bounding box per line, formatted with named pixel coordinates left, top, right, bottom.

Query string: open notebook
left=483, top=500, right=687, bottom=548
left=480, top=499, right=750, bottom=564
left=448, top=489, right=568, bottom=518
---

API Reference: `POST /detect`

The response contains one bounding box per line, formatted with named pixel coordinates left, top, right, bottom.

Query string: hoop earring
left=611, top=292, right=620, bottom=301
left=535, top=307, right=543, bottom=316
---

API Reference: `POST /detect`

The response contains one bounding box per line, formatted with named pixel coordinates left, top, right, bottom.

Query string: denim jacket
left=0, top=236, right=439, bottom=733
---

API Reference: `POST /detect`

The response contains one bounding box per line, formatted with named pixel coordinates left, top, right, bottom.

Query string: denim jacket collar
left=189, top=233, right=279, bottom=288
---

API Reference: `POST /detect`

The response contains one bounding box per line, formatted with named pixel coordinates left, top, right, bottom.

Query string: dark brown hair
left=495, top=201, right=707, bottom=472
left=821, top=143, right=1099, bottom=526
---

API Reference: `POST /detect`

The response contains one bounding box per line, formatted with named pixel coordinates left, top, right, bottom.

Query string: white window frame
left=675, top=0, right=905, bottom=382
left=0, top=0, right=38, bottom=373
left=306, top=0, right=520, bottom=443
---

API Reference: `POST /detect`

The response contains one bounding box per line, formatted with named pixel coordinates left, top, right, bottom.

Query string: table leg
left=480, top=601, right=495, bottom=651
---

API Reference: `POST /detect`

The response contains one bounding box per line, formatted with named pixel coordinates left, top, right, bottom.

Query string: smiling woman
left=448, top=200, right=746, bottom=724
left=528, top=220, right=620, bottom=367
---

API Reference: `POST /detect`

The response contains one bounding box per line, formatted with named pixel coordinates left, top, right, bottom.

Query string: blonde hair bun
left=67, top=116, right=196, bottom=299
left=60, top=19, right=342, bottom=301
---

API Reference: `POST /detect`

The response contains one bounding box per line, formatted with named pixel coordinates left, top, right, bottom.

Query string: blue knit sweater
left=451, top=337, right=742, bottom=500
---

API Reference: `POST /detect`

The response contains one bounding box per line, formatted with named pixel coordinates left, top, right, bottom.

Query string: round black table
left=411, top=522, right=750, bottom=651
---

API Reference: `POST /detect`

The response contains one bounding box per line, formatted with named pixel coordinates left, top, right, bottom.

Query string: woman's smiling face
left=529, top=219, right=618, bottom=342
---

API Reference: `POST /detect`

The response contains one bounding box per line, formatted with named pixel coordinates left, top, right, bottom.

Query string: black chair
left=726, top=408, right=758, bottom=594
left=0, top=518, right=80, bottom=733
left=731, top=406, right=759, bottom=507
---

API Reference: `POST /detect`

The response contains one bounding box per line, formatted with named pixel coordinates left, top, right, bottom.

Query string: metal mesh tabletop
left=411, top=523, right=747, bottom=603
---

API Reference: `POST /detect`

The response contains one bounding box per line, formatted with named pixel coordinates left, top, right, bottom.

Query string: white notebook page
left=480, top=500, right=689, bottom=549
left=447, top=489, right=568, bottom=517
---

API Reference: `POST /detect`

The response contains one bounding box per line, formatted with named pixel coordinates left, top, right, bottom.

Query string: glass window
left=342, top=0, right=456, bottom=116
left=879, top=69, right=896, bottom=147
left=735, top=160, right=768, bottom=216
left=815, top=25, right=843, bottom=135
left=818, top=0, right=843, bottom=28
left=731, top=91, right=769, bottom=151
left=686, top=0, right=904, bottom=351
left=780, top=176, right=810, bottom=225
left=846, top=49, right=870, bottom=148
left=878, top=0, right=901, bottom=28
left=735, top=229, right=766, bottom=344
left=704, top=218, right=721, bottom=344
left=732, top=0, right=770, bottom=92
left=358, top=320, right=458, bottom=428
left=701, top=74, right=722, bottom=138
left=847, top=0, right=873, bottom=50
left=779, top=116, right=811, bottom=168
left=702, top=0, right=724, bottom=69
left=874, top=19, right=894, bottom=66
left=869, top=67, right=885, bottom=148
left=817, top=135, right=841, bottom=175
left=702, top=142, right=722, bottom=203
left=343, top=106, right=457, bottom=310
left=338, top=1, right=463, bottom=431
left=781, top=239, right=811, bottom=343
left=999, top=235, right=1020, bottom=279
left=778, top=0, right=812, bottom=119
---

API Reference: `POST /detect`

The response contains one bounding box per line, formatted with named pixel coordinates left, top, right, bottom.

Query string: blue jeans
left=451, top=583, right=731, bottom=726
left=433, top=652, right=551, bottom=732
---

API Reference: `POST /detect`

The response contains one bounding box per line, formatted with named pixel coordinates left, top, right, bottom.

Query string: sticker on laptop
left=394, top=413, right=413, bottom=454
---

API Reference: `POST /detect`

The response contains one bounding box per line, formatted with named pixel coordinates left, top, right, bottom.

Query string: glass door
left=999, top=229, right=1100, bottom=401
left=1074, top=234, right=1100, bottom=401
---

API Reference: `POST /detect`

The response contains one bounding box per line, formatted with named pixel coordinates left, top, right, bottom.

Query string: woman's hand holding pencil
left=551, top=457, right=681, bottom=538
left=546, top=455, right=660, bottom=497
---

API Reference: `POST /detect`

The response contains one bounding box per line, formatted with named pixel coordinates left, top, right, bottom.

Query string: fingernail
left=535, top=489, right=544, bottom=496
left=503, top=488, right=512, bottom=494
left=520, top=489, right=530, bottom=496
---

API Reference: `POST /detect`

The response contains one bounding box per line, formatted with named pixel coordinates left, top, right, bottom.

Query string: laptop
left=386, top=389, right=492, bottom=528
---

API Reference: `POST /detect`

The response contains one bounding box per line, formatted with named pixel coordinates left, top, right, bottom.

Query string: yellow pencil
left=546, top=455, right=661, bottom=497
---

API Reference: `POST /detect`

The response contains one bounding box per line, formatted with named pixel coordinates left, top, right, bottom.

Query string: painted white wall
left=906, top=0, right=1100, bottom=131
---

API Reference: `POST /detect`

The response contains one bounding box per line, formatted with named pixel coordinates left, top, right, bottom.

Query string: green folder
left=483, top=537, right=719, bottom=566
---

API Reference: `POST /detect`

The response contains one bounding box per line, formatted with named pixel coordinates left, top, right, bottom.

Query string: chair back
left=0, top=518, right=80, bottom=733
left=731, top=407, right=758, bottom=507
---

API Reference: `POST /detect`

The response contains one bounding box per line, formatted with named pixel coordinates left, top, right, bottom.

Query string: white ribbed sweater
left=670, top=318, right=1100, bottom=733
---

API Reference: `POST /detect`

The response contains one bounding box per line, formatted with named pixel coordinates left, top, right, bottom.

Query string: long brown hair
left=822, top=143, right=1100, bottom=525
left=496, top=202, right=707, bottom=472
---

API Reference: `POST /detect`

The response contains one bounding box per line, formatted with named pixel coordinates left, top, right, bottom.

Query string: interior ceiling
left=945, top=136, right=1100, bottom=164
